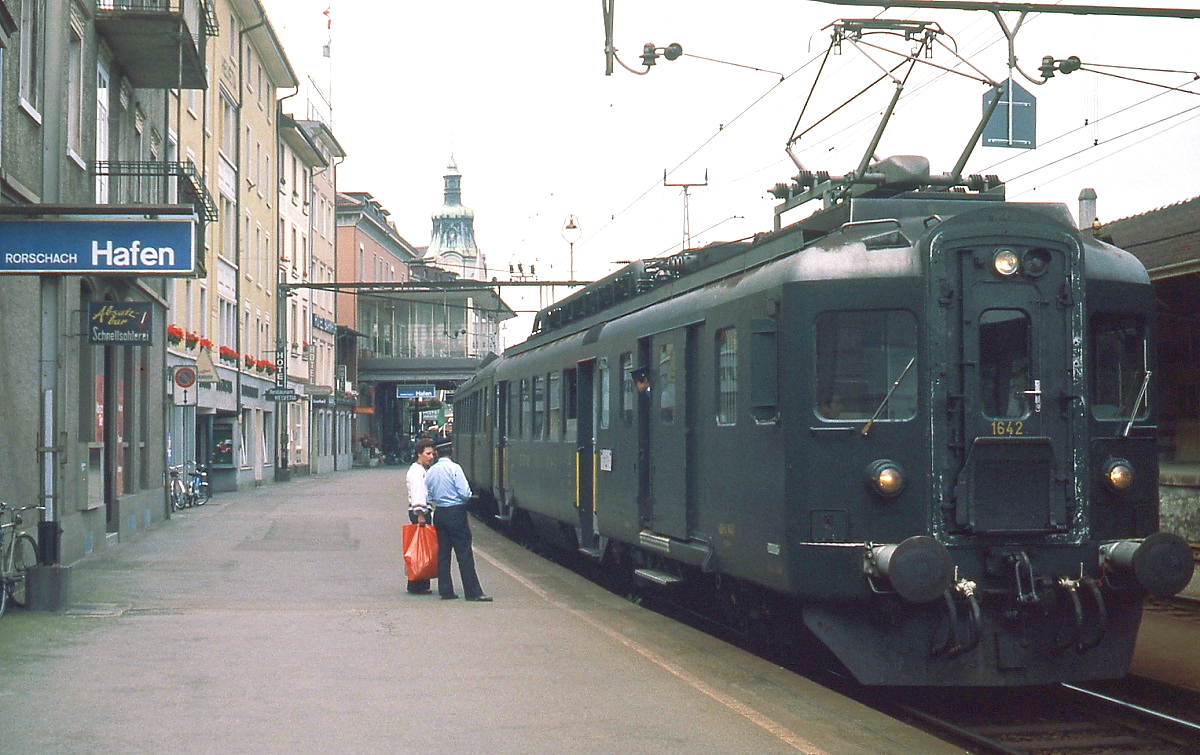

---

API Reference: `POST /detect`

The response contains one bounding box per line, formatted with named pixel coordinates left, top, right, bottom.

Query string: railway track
left=890, top=681, right=1200, bottom=753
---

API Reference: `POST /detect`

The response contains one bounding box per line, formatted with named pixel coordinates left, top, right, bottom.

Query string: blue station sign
left=397, top=385, right=437, bottom=400
left=0, top=217, right=196, bottom=274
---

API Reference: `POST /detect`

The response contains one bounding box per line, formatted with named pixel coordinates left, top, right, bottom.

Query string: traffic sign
left=173, top=366, right=197, bottom=389
left=266, top=388, right=300, bottom=402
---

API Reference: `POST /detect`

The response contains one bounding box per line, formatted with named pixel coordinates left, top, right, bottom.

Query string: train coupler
left=1005, top=551, right=1041, bottom=607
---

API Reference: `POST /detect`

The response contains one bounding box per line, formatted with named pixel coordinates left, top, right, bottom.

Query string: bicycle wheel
left=9, top=534, right=38, bottom=608
left=196, top=482, right=210, bottom=505
left=170, top=482, right=184, bottom=511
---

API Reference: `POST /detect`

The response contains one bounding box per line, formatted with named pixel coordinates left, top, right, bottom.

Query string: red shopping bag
left=402, top=523, right=438, bottom=581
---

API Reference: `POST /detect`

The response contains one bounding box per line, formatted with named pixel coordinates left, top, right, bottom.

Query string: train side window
left=520, top=379, right=529, bottom=438
left=751, top=318, right=778, bottom=424
left=563, top=368, right=577, bottom=440
left=716, top=327, right=737, bottom=426
left=548, top=371, right=562, bottom=441
left=532, top=375, right=544, bottom=439
left=815, top=310, right=917, bottom=421
left=621, top=352, right=634, bottom=425
left=979, top=309, right=1030, bottom=419
left=1091, top=313, right=1148, bottom=421
left=659, top=343, right=676, bottom=424
left=598, top=358, right=611, bottom=430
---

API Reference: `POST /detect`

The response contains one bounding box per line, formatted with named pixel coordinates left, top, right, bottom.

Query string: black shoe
left=440, top=593, right=459, bottom=600
left=407, top=588, right=432, bottom=595
left=466, top=595, right=493, bottom=602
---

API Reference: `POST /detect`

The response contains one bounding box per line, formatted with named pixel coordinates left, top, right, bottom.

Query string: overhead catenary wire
left=580, top=4, right=1197, bottom=273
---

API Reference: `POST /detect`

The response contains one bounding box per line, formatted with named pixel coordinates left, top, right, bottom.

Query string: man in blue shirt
left=426, top=442, right=492, bottom=602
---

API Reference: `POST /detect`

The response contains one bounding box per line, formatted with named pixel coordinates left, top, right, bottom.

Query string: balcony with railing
left=95, top=0, right=217, bottom=89
left=93, top=160, right=218, bottom=273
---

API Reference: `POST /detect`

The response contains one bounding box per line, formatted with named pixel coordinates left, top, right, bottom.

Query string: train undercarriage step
left=634, top=568, right=684, bottom=586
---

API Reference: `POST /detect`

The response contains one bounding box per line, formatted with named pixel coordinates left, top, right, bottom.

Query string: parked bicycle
left=0, top=502, right=43, bottom=618
left=168, top=463, right=211, bottom=511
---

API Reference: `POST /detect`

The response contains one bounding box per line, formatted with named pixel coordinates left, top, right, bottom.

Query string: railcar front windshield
left=979, top=309, right=1031, bottom=420
left=1091, top=313, right=1149, bottom=421
left=815, top=310, right=918, bottom=421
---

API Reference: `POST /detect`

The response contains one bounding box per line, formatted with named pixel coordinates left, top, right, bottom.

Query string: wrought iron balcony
left=93, top=160, right=217, bottom=223
left=95, top=1, right=217, bottom=90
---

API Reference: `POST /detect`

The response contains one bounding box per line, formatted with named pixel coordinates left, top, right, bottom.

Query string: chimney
left=1078, top=188, right=1098, bottom=232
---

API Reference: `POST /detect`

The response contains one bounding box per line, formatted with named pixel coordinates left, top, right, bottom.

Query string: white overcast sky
left=259, top=1, right=1200, bottom=341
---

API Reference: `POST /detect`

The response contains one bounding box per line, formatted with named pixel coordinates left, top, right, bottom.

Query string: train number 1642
left=990, top=420, right=1025, bottom=436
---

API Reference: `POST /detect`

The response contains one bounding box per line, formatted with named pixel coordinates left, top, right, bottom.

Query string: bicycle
left=0, top=502, right=43, bottom=618
left=168, top=464, right=187, bottom=510
left=188, top=464, right=211, bottom=506
left=169, top=463, right=211, bottom=510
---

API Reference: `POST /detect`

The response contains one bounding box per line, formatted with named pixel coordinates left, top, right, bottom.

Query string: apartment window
left=19, top=0, right=42, bottom=114
left=95, top=60, right=111, bottom=202
left=221, top=92, right=237, bottom=158
left=66, top=26, right=83, bottom=158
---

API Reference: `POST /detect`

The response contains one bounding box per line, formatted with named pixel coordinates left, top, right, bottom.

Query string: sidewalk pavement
left=0, top=467, right=954, bottom=754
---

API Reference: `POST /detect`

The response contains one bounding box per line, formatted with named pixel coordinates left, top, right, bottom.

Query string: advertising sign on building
left=0, top=216, right=196, bottom=274
left=87, top=301, right=154, bottom=345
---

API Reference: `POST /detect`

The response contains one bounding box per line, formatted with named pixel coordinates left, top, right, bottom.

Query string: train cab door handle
left=1023, top=379, right=1042, bottom=413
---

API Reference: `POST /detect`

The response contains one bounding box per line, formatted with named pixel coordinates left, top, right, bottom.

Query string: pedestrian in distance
left=405, top=438, right=438, bottom=595
left=427, top=441, right=492, bottom=602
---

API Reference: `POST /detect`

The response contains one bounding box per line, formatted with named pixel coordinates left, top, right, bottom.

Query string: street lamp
left=561, top=215, right=582, bottom=281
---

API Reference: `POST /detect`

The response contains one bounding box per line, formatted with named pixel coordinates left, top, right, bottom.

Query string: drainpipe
left=237, top=16, right=267, bottom=483
left=35, top=0, right=68, bottom=606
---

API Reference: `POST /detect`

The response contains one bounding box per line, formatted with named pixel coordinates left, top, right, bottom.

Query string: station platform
left=0, top=467, right=955, bottom=754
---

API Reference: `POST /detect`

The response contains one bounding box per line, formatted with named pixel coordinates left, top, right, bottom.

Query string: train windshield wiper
left=1122, top=370, right=1152, bottom=438
left=861, top=355, right=916, bottom=437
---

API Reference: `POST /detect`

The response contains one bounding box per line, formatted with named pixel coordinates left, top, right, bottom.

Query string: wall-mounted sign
left=87, top=301, right=153, bottom=345
left=0, top=217, right=196, bottom=274
left=397, top=385, right=437, bottom=399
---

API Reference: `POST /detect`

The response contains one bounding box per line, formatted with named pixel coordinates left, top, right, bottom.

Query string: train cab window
left=815, top=310, right=917, bottom=421
left=716, top=327, right=738, bottom=426
left=1091, top=313, right=1149, bottom=421
left=979, top=309, right=1031, bottom=419
left=621, top=352, right=634, bottom=425
left=548, top=371, right=562, bottom=441
left=532, top=375, right=545, bottom=438
left=598, top=358, right=611, bottom=430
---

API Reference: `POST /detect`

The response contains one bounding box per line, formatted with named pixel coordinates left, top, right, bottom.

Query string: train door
left=575, top=362, right=597, bottom=549
left=953, top=238, right=1082, bottom=534
left=641, top=327, right=695, bottom=539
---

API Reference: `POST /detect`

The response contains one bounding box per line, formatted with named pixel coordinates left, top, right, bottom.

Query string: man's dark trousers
left=433, top=504, right=483, bottom=599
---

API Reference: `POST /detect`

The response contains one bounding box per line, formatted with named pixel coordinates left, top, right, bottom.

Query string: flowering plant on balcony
left=254, top=359, right=271, bottom=373
left=218, top=345, right=239, bottom=364
left=166, top=324, right=184, bottom=345
left=262, top=361, right=277, bottom=375
left=198, top=337, right=214, bottom=351
left=184, top=331, right=200, bottom=349
left=243, top=354, right=256, bottom=369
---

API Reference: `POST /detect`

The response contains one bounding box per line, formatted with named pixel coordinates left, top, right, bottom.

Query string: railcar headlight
left=866, top=459, right=906, bottom=497
left=993, top=248, right=1020, bottom=276
left=1023, top=248, right=1051, bottom=277
left=1104, top=459, right=1134, bottom=491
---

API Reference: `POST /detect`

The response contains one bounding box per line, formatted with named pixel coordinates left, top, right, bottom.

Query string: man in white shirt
left=405, top=439, right=438, bottom=594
